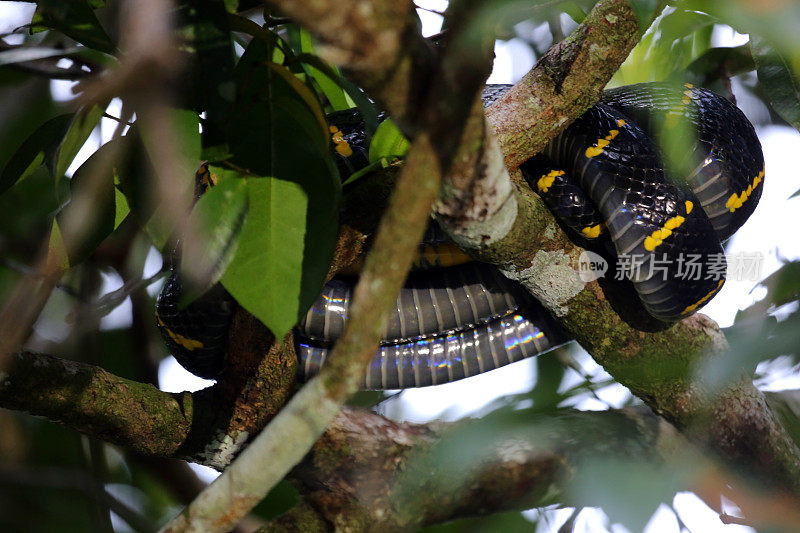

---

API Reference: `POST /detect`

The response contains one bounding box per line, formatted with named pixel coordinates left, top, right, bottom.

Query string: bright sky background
left=3, top=0, right=798, bottom=530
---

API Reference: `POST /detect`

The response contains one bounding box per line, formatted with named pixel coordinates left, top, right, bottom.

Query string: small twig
left=415, top=6, right=445, bottom=16
left=101, top=112, right=134, bottom=127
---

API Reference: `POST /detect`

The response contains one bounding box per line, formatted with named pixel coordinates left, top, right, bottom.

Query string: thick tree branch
left=4, top=349, right=800, bottom=530
left=0, top=351, right=193, bottom=457
left=266, top=406, right=800, bottom=531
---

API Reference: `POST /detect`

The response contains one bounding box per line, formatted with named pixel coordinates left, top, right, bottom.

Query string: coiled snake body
left=156, top=82, right=764, bottom=388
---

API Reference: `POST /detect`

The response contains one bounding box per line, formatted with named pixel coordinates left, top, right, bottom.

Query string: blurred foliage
left=0, top=0, right=798, bottom=532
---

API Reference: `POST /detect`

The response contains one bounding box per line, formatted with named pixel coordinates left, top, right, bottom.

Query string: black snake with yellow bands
left=156, top=82, right=764, bottom=388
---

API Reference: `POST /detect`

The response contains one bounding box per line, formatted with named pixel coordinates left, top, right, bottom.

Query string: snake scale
left=156, top=82, right=764, bottom=389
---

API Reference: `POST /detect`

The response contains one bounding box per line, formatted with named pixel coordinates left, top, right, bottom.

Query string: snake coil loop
left=156, top=82, right=764, bottom=388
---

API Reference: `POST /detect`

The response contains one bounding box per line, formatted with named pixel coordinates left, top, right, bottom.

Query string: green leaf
left=341, top=158, right=393, bottom=187
left=109, top=133, right=158, bottom=234
left=560, top=1, right=597, bottom=24
left=221, top=163, right=339, bottom=338
left=0, top=114, right=73, bottom=195
left=55, top=104, right=105, bottom=182
left=368, top=119, right=410, bottom=163
left=113, top=186, right=129, bottom=229
left=627, top=0, right=661, bottom=33
left=751, top=37, right=800, bottom=132
left=759, top=262, right=800, bottom=310
left=287, top=27, right=349, bottom=112
left=47, top=218, right=70, bottom=271
left=611, top=9, right=715, bottom=86
left=179, top=170, right=248, bottom=306
left=31, top=0, right=116, bottom=54
left=221, top=40, right=340, bottom=337
left=683, top=0, right=800, bottom=56
left=292, top=53, right=379, bottom=132
left=567, top=456, right=690, bottom=532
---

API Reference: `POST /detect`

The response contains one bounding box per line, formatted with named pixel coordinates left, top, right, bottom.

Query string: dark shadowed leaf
left=341, top=157, right=394, bottom=187
left=53, top=138, right=126, bottom=268
left=420, top=511, right=537, bottom=532
left=55, top=104, right=105, bottom=183
left=0, top=166, right=64, bottom=264
left=627, top=0, right=661, bottom=33
left=110, top=133, right=159, bottom=237
left=529, top=352, right=567, bottom=410
left=138, top=109, right=201, bottom=250
left=752, top=37, right=800, bottom=132
left=250, top=480, right=300, bottom=521
left=681, top=45, right=754, bottom=92
left=176, top=0, right=235, bottom=157
left=0, top=113, right=72, bottom=195
left=179, top=169, right=248, bottom=306
left=560, top=1, right=598, bottom=24
left=30, top=0, right=116, bottom=54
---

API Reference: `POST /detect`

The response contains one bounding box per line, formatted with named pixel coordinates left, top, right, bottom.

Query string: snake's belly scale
left=156, top=82, right=764, bottom=389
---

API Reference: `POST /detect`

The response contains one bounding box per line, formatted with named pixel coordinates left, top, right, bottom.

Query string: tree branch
left=4, top=348, right=800, bottom=530
left=265, top=406, right=800, bottom=531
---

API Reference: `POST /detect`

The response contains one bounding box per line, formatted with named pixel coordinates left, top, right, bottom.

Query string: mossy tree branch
left=4, top=349, right=800, bottom=531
